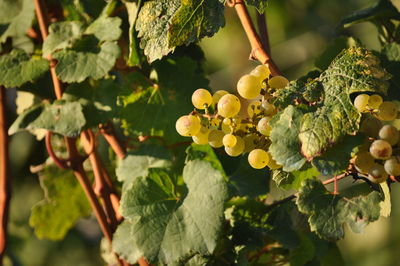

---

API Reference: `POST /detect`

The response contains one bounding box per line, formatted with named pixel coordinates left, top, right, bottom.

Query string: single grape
left=379, top=124, right=399, bottom=145
left=175, top=115, right=201, bottom=137
left=268, top=75, right=289, bottom=89
left=250, top=64, right=270, bottom=81
left=384, top=157, right=400, bottom=176
left=223, top=134, right=237, bottom=148
left=192, top=88, right=212, bottom=109
left=377, top=101, right=398, bottom=121
left=225, top=136, right=245, bottom=157
left=360, top=115, right=382, bottom=138
left=368, top=94, right=383, bottom=109
left=354, top=152, right=375, bottom=174
left=257, top=117, right=272, bottom=136
left=237, top=74, right=262, bottom=99
left=261, top=101, right=276, bottom=116
left=248, top=149, right=270, bottom=169
left=217, top=94, right=241, bottom=118
left=208, top=130, right=224, bottom=148
left=223, top=118, right=231, bottom=126
left=247, top=101, right=262, bottom=117
left=212, top=90, right=228, bottom=106
left=192, top=126, right=210, bottom=145
left=353, top=94, right=369, bottom=112
left=243, top=134, right=257, bottom=152
left=369, top=139, right=392, bottom=159
left=368, top=164, right=388, bottom=183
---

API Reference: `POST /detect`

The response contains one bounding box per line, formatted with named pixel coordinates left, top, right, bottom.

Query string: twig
left=256, top=12, right=270, bottom=55
left=100, top=123, right=127, bottom=159
left=0, top=86, right=11, bottom=261
left=227, top=0, right=281, bottom=76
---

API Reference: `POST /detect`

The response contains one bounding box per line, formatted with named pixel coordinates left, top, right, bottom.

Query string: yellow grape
left=378, top=125, right=399, bottom=145
left=212, top=90, right=228, bottom=106
left=384, top=157, right=400, bottom=176
left=208, top=130, right=224, bottom=148
left=250, top=64, right=270, bottom=81
left=243, top=134, right=257, bottom=152
left=223, top=134, right=237, bottom=148
left=237, top=74, right=262, bottom=99
left=191, top=89, right=212, bottom=109
left=353, top=94, right=369, bottom=112
left=175, top=115, right=201, bottom=137
left=223, top=118, right=231, bottom=125
left=217, top=94, right=241, bottom=118
left=192, top=126, right=210, bottom=145
left=268, top=75, right=289, bottom=89
left=267, top=156, right=282, bottom=169
left=368, top=94, right=383, bottom=109
left=360, top=115, right=382, bottom=138
left=247, top=101, right=262, bottom=117
left=354, top=152, right=375, bottom=174
left=257, top=117, right=271, bottom=136
left=369, top=140, right=392, bottom=160
left=368, top=164, right=388, bottom=183
left=225, top=136, right=245, bottom=157
left=377, top=101, right=398, bottom=121
left=261, top=101, right=276, bottom=116
left=248, top=149, right=270, bottom=169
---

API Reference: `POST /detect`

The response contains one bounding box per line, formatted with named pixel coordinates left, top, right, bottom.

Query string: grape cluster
left=353, top=94, right=400, bottom=183
left=175, top=64, right=290, bottom=169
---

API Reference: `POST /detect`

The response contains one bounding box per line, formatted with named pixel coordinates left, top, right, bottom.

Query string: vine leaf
left=186, top=143, right=225, bottom=175
left=113, top=160, right=228, bottom=265
left=272, top=167, right=319, bottom=190
left=244, top=0, right=267, bottom=13
left=296, top=179, right=382, bottom=240
left=0, top=50, right=49, bottom=88
left=29, top=165, right=91, bottom=240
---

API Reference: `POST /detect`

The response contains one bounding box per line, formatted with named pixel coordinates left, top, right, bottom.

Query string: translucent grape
left=368, top=164, right=388, bottom=183
left=191, top=88, right=212, bottom=109
left=212, top=90, right=228, bottom=106
left=353, top=94, right=369, bottom=112
left=217, top=94, right=241, bottom=118
left=257, top=117, right=272, bottom=136
left=175, top=115, right=201, bottom=137
left=208, top=130, right=224, bottom=148
left=360, top=115, right=382, bottom=138
left=247, top=101, right=262, bottom=117
left=377, top=101, right=398, bottom=121
left=268, top=75, right=289, bottom=89
left=248, top=149, right=270, bottom=169
left=368, top=94, right=383, bottom=109
left=379, top=125, right=399, bottom=145
left=223, top=118, right=231, bottom=125
left=192, top=126, right=210, bottom=145
left=243, top=134, right=257, bottom=152
left=225, top=136, right=245, bottom=157
left=354, top=152, right=375, bottom=174
left=223, top=134, right=237, bottom=148
left=369, top=139, right=392, bottom=160
left=261, top=101, right=276, bottom=116
left=267, top=156, right=282, bottom=169
left=237, top=74, right=262, bottom=99
left=384, top=157, right=400, bottom=176
left=250, top=64, right=270, bottom=81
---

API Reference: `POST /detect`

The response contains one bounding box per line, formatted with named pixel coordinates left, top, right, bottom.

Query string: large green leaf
left=0, top=0, right=34, bottom=43
left=113, top=160, right=228, bottom=264
left=29, top=165, right=91, bottom=240
left=0, top=50, right=49, bottom=88
left=296, top=179, right=382, bottom=240
left=185, top=144, right=225, bottom=175
left=272, top=167, right=319, bottom=191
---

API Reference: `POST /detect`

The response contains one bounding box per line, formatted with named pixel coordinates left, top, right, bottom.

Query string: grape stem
left=227, top=0, right=282, bottom=76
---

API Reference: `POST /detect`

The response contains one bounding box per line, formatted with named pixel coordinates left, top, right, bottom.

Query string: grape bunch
left=175, top=64, right=290, bottom=170
left=353, top=94, right=400, bottom=183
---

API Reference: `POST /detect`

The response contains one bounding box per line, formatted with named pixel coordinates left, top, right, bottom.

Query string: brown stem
left=0, top=86, right=11, bottom=261
left=228, top=0, right=281, bottom=76
left=256, top=12, right=270, bottom=55
left=100, top=123, right=127, bottom=159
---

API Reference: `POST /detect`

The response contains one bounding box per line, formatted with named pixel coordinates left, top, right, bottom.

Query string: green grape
left=243, top=134, right=257, bottom=152
left=268, top=75, right=289, bottom=89
left=223, top=118, right=231, bottom=125
left=267, top=156, right=282, bottom=170
left=217, top=94, right=241, bottom=118
left=368, top=164, right=388, bottom=183
left=250, top=64, right=270, bottom=81
left=175, top=115, right=201, bottom=137
left=237, top=74, right=262, bottom=99
left=247, top=101, right=262, bottom=117
left=257, top=117, right=271, bottom=136
left=208, top=130, right=224, bottom=148
left=212, top=90, right=228, bottom=106
left=369, top=139, right=392, bottom=159
left=223, top=134, right=237, bottom=148
left=354, top=152, right=375, bottom=174
left=192, top=126, right=210, bottom=145
left=379, top=124, right=399, bottom=145
left=368, top=94, right=383, bottom=109
left=191, top=88, right=212, bottom=109
left=353, top=94, right=369, bottom=112
left=377, top=101, right=398, bottom=121
left=248, top=149, right=270, bottom=169
left=360, top=115, right=382, bottom=138
left=261, top=101, right=276, bottom=116
left=384, top=157, right=400, bottom=176
left=225, top=136, right=245, bottom=157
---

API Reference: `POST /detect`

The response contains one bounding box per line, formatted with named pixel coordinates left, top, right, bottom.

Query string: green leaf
left=136, top=0, right=180, bottom=62
left=289, top=232, right=315, bottom=266
left=273, top=167, right=319, bottom=191
left=29, top=165, right=91, bottom=240
left=381, top=43, right=400, bottom=100
left=168, top=0, right=225, bottom=47
left=85, top=16, right=122, bottom=42
left=9, top=101, right=86, bottom=137
left=185, top=143, right=225, bottom=175
left=298, top=47, right=390, bottom=159
left=116, top=144, right=172, bottom=186
left=269, top=105, right=306, bottom=171
left=0, top=50, right=49, bottom=88
left=244, top=0, right=267, bottom=13
left=113, top=160, right=228, bottom=264
left=125, top=2, right=142, bottom=66
left=296, top=179, right=382, bottom=240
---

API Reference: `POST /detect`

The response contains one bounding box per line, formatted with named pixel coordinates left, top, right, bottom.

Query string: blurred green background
left=7, top=0, right=400, bottom=265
